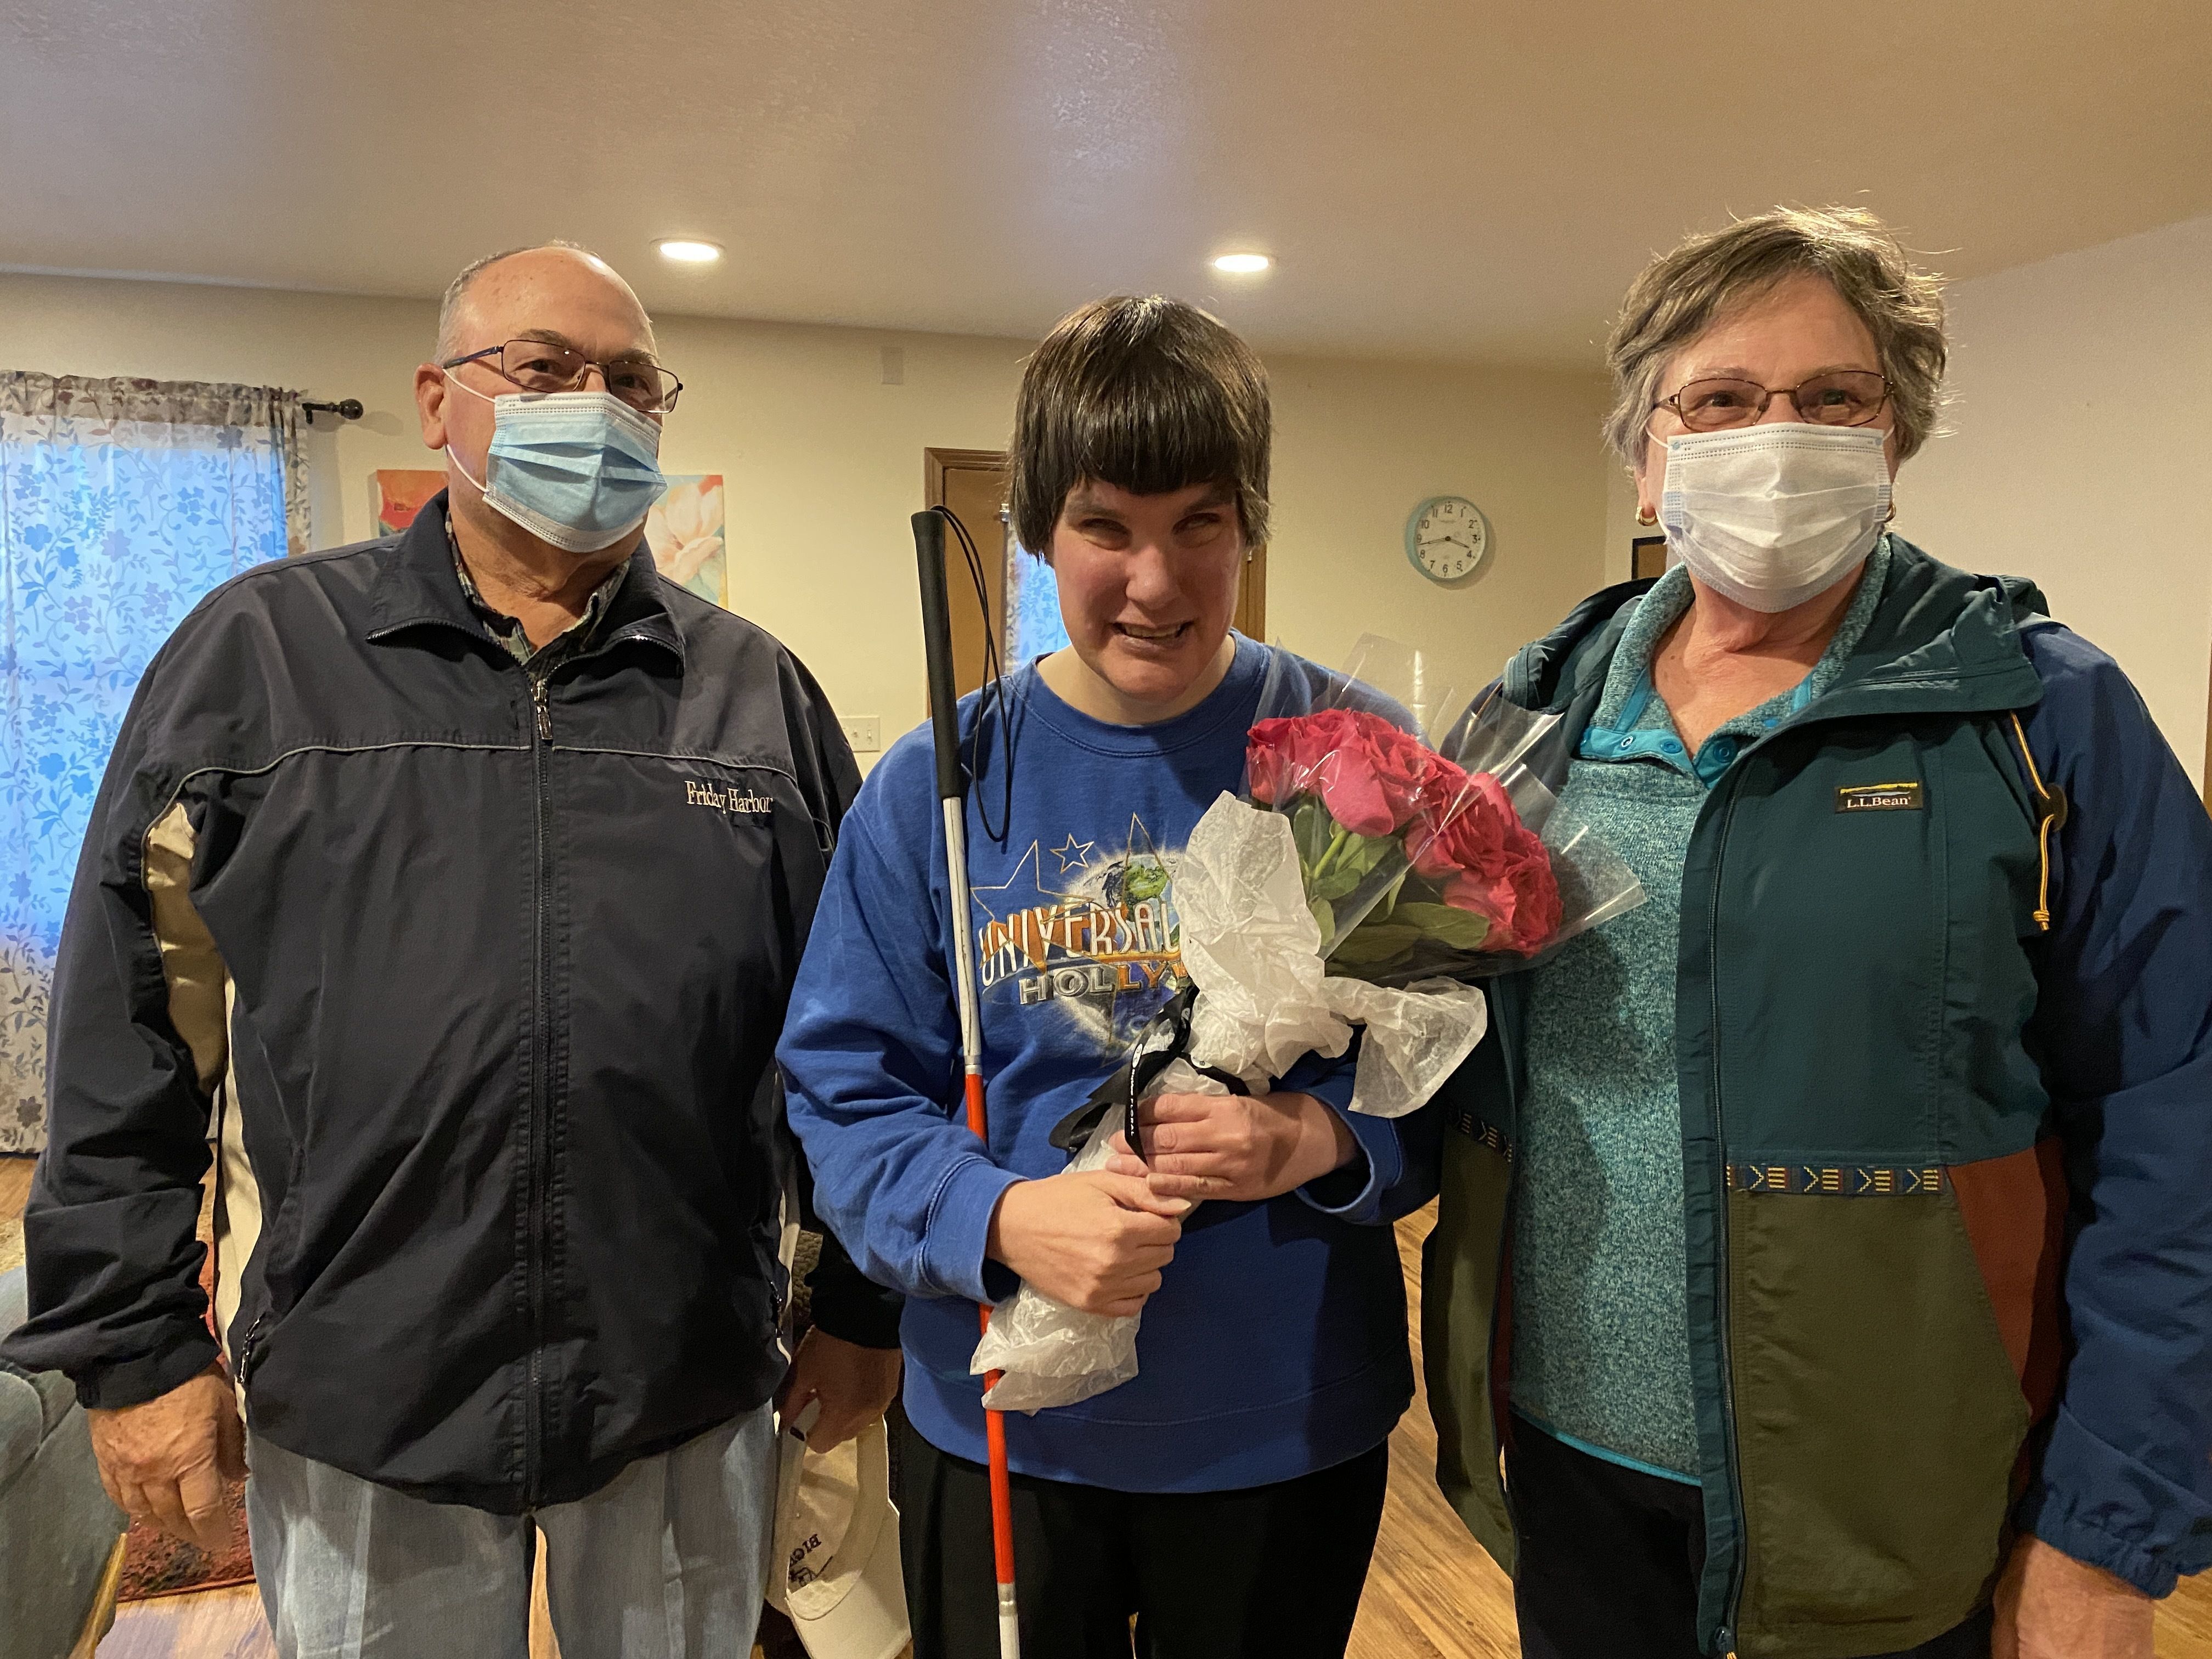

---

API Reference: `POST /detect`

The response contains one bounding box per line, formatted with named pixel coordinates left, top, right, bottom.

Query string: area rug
left=1, top=1152, right=29, bottom=1276
left=117, top=1474, right=256, bottom=1600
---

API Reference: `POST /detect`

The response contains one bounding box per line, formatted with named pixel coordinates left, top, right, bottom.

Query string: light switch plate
left=840, top=716, right=882, bottom=754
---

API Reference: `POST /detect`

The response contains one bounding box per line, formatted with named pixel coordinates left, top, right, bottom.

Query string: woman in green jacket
left=1424, top=207, right=2212, bottom=1659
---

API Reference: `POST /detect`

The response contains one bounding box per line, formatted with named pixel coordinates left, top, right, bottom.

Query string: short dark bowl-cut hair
left=1008, top=295, right=1271, bottom=557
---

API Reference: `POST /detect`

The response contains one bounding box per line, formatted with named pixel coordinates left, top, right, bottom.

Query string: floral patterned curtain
left=1, top=374, right=306, bottom=1153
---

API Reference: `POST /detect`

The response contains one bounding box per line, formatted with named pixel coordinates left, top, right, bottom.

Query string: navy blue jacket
left=2011, top=622, right=2212, bottom=1594
left=3, top=496, right=896, bottom=1510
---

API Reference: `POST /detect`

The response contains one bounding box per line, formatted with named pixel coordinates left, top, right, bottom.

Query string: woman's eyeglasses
left=1651, top=370, right=1889, bottom=434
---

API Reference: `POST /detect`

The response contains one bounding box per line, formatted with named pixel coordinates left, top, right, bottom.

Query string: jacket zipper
left=1482, top=980, right=1527, bottom=1540
left=236, top=1310, right=268, bottom=1388
left=1692, top=693, right=1933, bottom=1654
left=1489, top=1152, right=1522, bottom=1537
left=524, top=668, right=554, bottom=1502
left=1701, top=769, right=1759, bottom=1659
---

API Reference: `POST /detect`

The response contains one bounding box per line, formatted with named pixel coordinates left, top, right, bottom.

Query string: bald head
left=417, top=242, right=670, bottom=558
left=433, top=242, right=656, bottom=364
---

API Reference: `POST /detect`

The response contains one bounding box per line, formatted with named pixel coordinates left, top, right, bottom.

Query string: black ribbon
left=1048, top=984, right=1249, bottom=1163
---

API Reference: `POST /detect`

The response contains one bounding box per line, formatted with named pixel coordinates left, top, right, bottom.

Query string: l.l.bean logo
left=1835, top=781, right=1924, bottom=814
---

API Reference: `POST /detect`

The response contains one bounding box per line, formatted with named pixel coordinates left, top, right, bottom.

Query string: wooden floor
left=4, top=1156, right=2208, bottom=1657
left=1351, top=1209, right=1521, bottom=1659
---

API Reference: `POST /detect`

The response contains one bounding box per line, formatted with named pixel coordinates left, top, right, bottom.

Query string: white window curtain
left=1, top=373, right=307, bottom=1153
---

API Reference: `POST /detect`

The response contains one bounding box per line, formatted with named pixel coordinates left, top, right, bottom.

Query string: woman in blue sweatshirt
left=777, top=296, right=1441, bottom=1658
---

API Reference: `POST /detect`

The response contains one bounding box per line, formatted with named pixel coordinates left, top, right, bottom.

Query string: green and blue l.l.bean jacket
left=1426, top=539, right=2212, bottom=1658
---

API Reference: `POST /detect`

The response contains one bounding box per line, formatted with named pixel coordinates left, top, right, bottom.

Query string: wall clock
left=1406, top=495, right=1491, bottom=583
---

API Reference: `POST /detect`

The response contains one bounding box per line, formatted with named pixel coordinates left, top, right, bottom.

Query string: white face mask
left=1659, top=425, right=1891, bottom=613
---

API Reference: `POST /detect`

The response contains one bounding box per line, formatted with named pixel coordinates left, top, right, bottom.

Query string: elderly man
left=2, top=244, right=901, bottom=1657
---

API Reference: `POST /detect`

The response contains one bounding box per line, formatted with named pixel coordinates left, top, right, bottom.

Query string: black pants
left=894, top=1410, right=1390, bottom=1658
left=1508, top=1415, right=1996, bottom=1659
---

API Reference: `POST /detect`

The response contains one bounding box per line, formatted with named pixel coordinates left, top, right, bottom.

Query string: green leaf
left=1308, top=898, right=1338, bottom=949
left=1376, top=870, right=1410, bottom=919
left=1336, top=833, right=1395, bottom=880
left=1327, top=921, right=1425, bottom=969
left=1390, top=901, right=1491, bottom=950
left=1309, top=865, right=1365, bottom=902
left=1289, top=794, right=1323, bottom=840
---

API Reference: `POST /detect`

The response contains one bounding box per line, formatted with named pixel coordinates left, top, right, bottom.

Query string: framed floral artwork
left=373, top=469, right=445, bottom=537
left=646, top=475, right=726, bottom=606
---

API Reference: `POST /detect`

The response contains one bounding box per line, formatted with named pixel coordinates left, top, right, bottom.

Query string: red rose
left=1245, top=713, right=1333, bottom=810
left=1406, top=771, right=1562, bottom=954
left=1247, top=709, right=1436, bottom=837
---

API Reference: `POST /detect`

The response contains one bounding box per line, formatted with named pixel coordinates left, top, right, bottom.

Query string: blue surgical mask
left=445, top=379, right=668, bottom=553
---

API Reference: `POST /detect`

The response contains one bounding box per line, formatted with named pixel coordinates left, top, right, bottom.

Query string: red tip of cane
left=984, top=1407, right=1018, bottom=1583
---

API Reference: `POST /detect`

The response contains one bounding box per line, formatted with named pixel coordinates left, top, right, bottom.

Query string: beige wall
left=1266, top=353, right=1614, bottom=719
left=0, top=272, right=1615, bottom=756
left=1899, top=214, right=2212, bottom=789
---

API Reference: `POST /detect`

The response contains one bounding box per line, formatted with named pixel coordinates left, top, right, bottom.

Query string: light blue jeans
left=245, top=1406, right=777, bottom=1659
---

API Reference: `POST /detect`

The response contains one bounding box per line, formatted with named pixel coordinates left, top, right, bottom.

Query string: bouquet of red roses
left=1247, top=707, right=1562, bottom=974
left=1242, top=640, right=1638, bottom=984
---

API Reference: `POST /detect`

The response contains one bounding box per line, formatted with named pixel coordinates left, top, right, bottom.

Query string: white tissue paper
left=971, top=793, right=1487, bottom=1412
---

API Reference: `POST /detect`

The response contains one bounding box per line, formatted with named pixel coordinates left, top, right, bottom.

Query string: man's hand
left=1103, top=1090, right=1356, bottom=1205
left=777, top=1328, right=902, bottom=1455
left=986, top=1170, right=1187, bottom=1317
left=86, top=1364, right=246, bottom=1551
left=1992, top=1536, right=2155, bottom=1658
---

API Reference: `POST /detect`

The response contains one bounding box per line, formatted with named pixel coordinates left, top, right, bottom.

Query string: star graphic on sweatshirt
left=1052, top=834, right=1096, bottom=873
left=967, top=842, right=1056, bottom=930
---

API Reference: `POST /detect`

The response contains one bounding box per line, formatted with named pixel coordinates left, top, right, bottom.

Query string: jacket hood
left=1504, top=538, right=2051, bottom=721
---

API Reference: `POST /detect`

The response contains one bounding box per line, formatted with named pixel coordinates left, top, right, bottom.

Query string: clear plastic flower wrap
left=1248, top=635, right=1647, bottom=981
left=970, top=637, right=1646, bottom=1411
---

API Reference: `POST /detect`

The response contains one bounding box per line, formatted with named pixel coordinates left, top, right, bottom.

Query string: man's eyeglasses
left=1651, top=370, right=1890, bottom=435
left=440, top=338, right=684, bottom=415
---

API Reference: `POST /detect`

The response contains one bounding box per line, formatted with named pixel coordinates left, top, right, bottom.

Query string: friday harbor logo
left=972, top=817, right=1188, bottom=1046
left=684, top=779, right=773, bottom=816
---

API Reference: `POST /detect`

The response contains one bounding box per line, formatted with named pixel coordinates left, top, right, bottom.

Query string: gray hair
left=433, top=240, right=607, bottom=360
left=1602, top=206, right=1949, bottom=472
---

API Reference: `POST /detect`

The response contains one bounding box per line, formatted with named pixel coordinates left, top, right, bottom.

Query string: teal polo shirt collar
left=1578, top=539, right=1895, bottom=787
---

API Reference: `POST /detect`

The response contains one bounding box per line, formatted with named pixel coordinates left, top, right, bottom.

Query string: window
left=1, top=374, right=304, bottom=1151
left=1005, top=540, right=1071, bottom=661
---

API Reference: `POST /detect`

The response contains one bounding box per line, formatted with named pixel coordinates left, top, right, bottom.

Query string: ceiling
left=3, top=0, right=2208, bottom=366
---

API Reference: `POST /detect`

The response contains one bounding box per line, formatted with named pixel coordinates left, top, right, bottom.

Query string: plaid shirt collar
left=446, top=516, right=630, bottom=671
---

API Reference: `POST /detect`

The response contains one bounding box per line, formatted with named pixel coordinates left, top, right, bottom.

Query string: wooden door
left=1234, top=544, right=1267, bottom=640
left=924, top=448, right=1010, bottom=698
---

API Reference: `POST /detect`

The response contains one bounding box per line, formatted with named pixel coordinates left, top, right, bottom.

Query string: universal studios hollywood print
left=973, top=817, right=1188, bottom=1046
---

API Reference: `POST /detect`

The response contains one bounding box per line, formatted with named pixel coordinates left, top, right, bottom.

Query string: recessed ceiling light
left=657, top=239, right=724, bottom=265
left=1212, top=252, right=1272, bottom=274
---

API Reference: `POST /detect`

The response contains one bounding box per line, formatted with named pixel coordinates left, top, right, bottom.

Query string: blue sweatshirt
left=778, top=636, right=1441, bottom=1492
